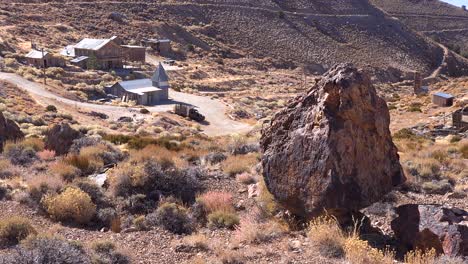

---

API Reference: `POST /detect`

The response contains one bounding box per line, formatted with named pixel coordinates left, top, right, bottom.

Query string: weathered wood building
left=107, top=63, right=169, bottom=105
left=73, top=36, right=123, bottom=70
left=141, top=38, right=171, bottom=55
left=121, top=45, right=146, bottom=63
left=432, top=92, right=454, bottom=107
left=25, top=50, right=65, bottom=68
left=453, top=107, right=468, bottom=131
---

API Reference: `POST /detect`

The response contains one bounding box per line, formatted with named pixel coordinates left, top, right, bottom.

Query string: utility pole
left=41, top=47, right=46, bottom=85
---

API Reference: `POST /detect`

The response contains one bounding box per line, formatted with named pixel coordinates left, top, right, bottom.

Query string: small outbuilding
left=107, top=63, right=169, bottom=105
left=141, top=38, right=172, bottom=55
left=432, top=92, right=454, bottom=107
left=25, top=50, right=65, bottom=68
left=121, top=45, right=146, bottom=63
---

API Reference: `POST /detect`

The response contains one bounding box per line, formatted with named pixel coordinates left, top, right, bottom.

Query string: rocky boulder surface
left=261, top=64, right=405, bottom=218
left=45, top=123, right=82, bottom=155
left=0, top=112, right=24, bottom=151
left=391, top=204, right=468, bottom=257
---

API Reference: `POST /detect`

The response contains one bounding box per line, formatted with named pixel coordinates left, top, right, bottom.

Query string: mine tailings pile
left=261, top=64, right=468, bottom=257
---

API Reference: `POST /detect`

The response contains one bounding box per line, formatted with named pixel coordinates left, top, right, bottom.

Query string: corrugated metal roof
left=70, top=56, right=89, bottom=63
left=434, top=92, right=454, bottom=99
left=118, top=79, right=161, bottom=95
left=25, top=50, right=48, bottom=59
left=75, top=38, right=111, bottom=50
left=121, top=45, right=145, bottom=49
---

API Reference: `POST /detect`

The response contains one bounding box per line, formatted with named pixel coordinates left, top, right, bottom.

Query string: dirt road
left=0, top=72, right=252, bottom=136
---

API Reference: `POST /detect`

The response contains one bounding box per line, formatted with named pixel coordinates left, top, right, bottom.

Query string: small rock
left=248, top=183, right=260, bottom=198
left=288, top=240, right=301, bottom=251
left=236, top=200, right=246, bottom=210
left=238, top=188, right=247, bottom=194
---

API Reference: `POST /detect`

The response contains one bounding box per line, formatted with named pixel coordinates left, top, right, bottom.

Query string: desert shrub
left=64, top=154, right=103, bottom=176
left=140, top=108, right=150, bottom=114
left=46, top=105, right=57, bottom=112
left=70, top=137, right=124, bottom=165
left=404, top=248, right=436, bottom=264
left=181, top=234, right=209, bottom=251
left=49, top=161, right=81, bottom=182
left=133, top=215, right=147, bottom=231
left=222, top=154, right=258, bottom=177
left=207, top=211, right=239, bottom=229
left=405, top=158, right=441, bottom=180
left=460, top=142, right=468, bottom=159
left=74, top=179, right=109, bottom=208
left=21, top=137, right=45, bottom=152
left=393, top=128, right=425, bottom=141
left=4, top=142, right=37, bottom=165
left=408, top=102, right=422, bottom=112
left=91, top=240, right=131, bottom=264
left=3, top=235, right=92, bottom=264
left=125, top=194, right=154, bottom=214
left=42, top=187, right=96, bottom=224
left=109, top=160, right=200, bottom=204
left=0, top=159, right=17, bottom=179
left=450, top=135, right=462, bottom=143
left=308, top=216, right=345, bottom=258
left=97, top=208, right=118, bottom=227
left=27, top=174, right=64, bottom=204
left=344, top=235, right=394, bottom=264
left=218, top=250, right=245, bottom=264
left=154, top=202, right=194, bottom=234
left=0, top=217, right=37, bottom=247
left=204, top=152, right=227, bottom=164
left=197, top=191, right=234, bottom=214
left=422, top=180, right=453, bottom=194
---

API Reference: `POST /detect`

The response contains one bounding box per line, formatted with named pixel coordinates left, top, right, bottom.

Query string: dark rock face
left=0, top=112, right=24, bottom=151
left=45, top=123, right=82, bottom=155
left=261, top=64, right=404, bottom=218
left=391, top=204, right=468, bottom=256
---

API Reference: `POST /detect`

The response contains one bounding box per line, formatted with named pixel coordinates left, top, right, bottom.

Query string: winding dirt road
left=0, top=72, right=252, bottom=136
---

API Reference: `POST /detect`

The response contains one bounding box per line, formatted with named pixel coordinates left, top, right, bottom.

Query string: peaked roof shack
left=151, top=63, right=169, bottom=88
left=25, top=50, right=49, bottom=59
left=117, top=79, right=161, bottom=95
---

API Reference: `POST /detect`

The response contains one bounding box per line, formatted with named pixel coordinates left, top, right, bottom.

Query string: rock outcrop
left=391, top=204, right=468, bottom=256
left=0, top=112, right=24, bottom=151
left=45, top=123, right=82, bottom=155
left=261, top=64, right=405, bottom=218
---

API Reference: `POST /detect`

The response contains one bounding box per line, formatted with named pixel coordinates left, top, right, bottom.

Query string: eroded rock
left=0, top=112, right=24, bottom=151
left=261, top=64, right=404, bottom=218
left=391, top=204, right=468, bottom=256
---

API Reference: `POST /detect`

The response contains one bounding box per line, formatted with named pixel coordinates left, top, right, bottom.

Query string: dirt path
left=425, top=43, right=449, bottom=80
left=0, top=72, right=252, bottom=136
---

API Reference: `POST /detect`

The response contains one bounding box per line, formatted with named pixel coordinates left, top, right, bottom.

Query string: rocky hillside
left=372, top=0, right=468, bottom=60
left=1, top=0, right=466, bottom=80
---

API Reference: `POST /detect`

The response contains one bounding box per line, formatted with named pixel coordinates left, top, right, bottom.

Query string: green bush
left=207, top=211, right=239, bottom=229
left=46, top=105, right=57, bottom=112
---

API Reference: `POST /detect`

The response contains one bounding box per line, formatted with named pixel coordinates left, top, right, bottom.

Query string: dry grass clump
left=233, top=215, right=286, bottom=245
left=217, top=249, right=245, bottom=264
left=404, top=248, right=436, bottom=264
left=0, top=216, right=37, bottom=247
left=222, top=154, right=258, bottom=177
left=0, top=159, right=18, bottom=179
left=197, top=191, right=234, bottom=213
left=154, top=202, right=194, bottom=234
left=49, top=161, right=81, bottom=182
left=344, top=235, right=394, bottom=264
left=42, top=187, right=96, bottom=224
left=197, top=191, right=240, bottom=229
left=308, top=216, right=346, bottom=258
left=256, top=178, right=280, bottom=216
left=182, top=233, right=210, bottom=251
left=64, top=152, right=104, bottom=175
left=460, top=142, right=468, bottom=159
left=129, top=145, right=186, bottom=169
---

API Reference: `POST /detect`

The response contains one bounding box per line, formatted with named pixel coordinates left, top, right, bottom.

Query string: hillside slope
left=372, top=0, right=468, bottom=66
left=0, top=0, right=466, bottom=79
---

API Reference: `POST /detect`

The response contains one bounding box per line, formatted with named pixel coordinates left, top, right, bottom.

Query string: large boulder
left=0, top=112, right=24, bottom=151
left=44, top=123, right=82, bottom=155
left=391, top=204, right=468, bottom=256
left=261, top=64, right=404, bottom=218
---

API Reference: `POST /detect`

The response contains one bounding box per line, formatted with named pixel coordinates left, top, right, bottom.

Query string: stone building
left=107, top=63, right=169, bottom=105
